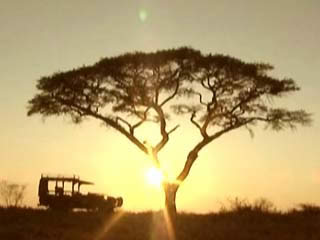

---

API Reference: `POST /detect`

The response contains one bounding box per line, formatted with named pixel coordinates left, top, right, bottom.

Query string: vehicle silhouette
left=38, top=174, right=123, bottom=211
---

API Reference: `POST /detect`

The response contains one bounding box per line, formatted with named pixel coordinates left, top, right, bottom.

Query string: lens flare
left=139, top=9, right=148, bottom=22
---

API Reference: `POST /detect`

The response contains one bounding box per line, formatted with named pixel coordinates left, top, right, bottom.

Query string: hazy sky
left=1, top=0, right=319, bottom=212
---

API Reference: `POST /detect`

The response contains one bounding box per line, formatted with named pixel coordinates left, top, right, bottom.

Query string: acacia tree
left=27, top=47, right=310, bottom=223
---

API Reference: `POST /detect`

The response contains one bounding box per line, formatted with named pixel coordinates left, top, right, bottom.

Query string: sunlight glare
left=146, top=167, right=163, bottom=187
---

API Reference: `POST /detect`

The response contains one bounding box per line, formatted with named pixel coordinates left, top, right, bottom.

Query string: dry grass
left=0, top=201, right=320, bottom=240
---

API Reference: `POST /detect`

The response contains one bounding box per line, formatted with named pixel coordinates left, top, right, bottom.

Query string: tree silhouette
left=0, top=180, right=27, bottom=208
left=27, top=47, right=311, bottom=228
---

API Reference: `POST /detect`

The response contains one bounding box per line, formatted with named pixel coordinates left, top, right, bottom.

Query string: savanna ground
left=1, top=200, right=320, bottom=240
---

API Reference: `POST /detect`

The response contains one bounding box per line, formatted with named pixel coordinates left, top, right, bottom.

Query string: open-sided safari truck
left=38, top=174, right=123, bottom=211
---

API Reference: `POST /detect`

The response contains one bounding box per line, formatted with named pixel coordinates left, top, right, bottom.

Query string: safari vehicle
left=38, top=174, right=123, bottom=211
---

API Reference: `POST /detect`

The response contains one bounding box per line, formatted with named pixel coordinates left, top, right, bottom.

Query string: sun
left=146, top=167, right=164, bottom=187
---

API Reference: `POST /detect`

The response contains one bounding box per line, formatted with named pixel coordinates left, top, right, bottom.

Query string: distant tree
left=27, top=47, right=311, bottom=230
left=0, top=180, right=27, bottom=207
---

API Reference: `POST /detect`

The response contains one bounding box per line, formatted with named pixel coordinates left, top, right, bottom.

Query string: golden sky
left=1, top=0, right=319, bottom=212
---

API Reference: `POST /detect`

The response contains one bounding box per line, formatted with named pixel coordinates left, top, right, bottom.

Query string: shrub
left=219, top=197, right=277, bottom=214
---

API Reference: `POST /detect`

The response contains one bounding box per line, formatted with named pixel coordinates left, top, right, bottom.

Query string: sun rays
left=94, top=211, right=125, bottom=240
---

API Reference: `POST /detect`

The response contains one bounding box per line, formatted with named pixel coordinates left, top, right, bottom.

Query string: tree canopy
left=28, top=47, right=311, bottom=169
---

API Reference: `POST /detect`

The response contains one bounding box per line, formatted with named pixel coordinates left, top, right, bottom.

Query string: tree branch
left=168, top=125, right=180, bottom=135
left=116, top=117, right=133, bottom=132
left=152, top=104, right=169, bottom=153
left=159, top=69, right=181, bottom=107
left=177, top=119, right=253, bottom=182
left=200, top=78, right=210, bottom=90
left=195, top=92, right=207, bottom=106
left=230, top=90, right=260, bottom=114
left=190, top=111, right=208, bottom=138
left=130, top=107, right=151, bottom=134
left=144, top=142, right=161, bottom=168
left=54, top=96, right=148, bottom=154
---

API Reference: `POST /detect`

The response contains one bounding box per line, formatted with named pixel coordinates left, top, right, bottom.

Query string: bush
left=219, top=197, right=277, bottom=214
left=289, top=203, right=320, bottom=215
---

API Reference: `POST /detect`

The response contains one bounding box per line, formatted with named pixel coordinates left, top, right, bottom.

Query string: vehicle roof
left=40, top=174, right=94, bottom=185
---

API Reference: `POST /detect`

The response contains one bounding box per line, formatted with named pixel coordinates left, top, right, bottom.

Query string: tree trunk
left=163, top=182, right=179, bottom=239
